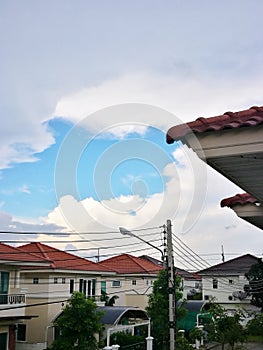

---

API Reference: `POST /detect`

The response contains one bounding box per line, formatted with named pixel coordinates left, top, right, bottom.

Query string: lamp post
left=119, top=226, right=164, bottom=263
left=119, top=222, right=176, bottom=350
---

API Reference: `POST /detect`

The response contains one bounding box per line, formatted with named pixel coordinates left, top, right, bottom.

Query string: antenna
left=221, top=245, right=225, bottom=262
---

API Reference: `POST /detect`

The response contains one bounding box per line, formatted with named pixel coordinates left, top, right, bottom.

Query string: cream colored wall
left=102, top=275, right=156, bottom=308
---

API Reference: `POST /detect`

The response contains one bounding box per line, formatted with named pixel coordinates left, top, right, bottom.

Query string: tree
left=146, top=269, right=187, bottom=349
left=100, top=290, right=119, bottom=306
left=208, top=302, right=246, bottom=350
left=245, top=258, right=263, bottom=311
left=47, top=292, right=103, bottom=350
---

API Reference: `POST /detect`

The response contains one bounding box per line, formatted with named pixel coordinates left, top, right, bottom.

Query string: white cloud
left=53, top=72, right=263, bottom=137
left=45, top=142, right=263, bottom=266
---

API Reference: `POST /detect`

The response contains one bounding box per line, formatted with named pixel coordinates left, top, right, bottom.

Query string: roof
left=97, top=306, right=149, bottom=325
left=199, top=254, right=259, bottom=275
left=139, top=255, right=200, bottom=280
left=221, top=193, right=260, bottom=208
left=166, top=106, right=263, bottom=144
left=99, top=253, right=163, bottom=274
left=0, top=242, right=50, bottom=264
left=19, top=242, right=112, bottom=272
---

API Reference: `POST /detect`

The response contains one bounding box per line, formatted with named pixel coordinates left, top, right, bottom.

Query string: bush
left=246, top=313, right=263, bottom=336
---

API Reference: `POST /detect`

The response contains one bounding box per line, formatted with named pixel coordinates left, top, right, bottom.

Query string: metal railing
left=0, top=293, right=26, bottom=305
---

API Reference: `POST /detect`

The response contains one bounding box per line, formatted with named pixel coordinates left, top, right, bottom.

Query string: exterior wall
left=102, top=275, right=156, bottom=308
left=19, top=270, right=105, bottom=348
left=202, top=274, right=253, bottom=310
left=181, top=279, right=201, bottom=300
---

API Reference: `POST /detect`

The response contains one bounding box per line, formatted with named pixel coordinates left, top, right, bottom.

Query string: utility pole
left=166, top=219, right=175, bottom=350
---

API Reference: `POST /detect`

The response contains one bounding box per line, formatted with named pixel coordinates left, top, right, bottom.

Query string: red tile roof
left=0, top=242, right=51, bottom=263
left=221, top=193, right=260, bottom=208
left=99, top=254, right=163, bottom=274
left=19, top=242, right=111, bottom=272
left=166, top=106, right=263, bottom=144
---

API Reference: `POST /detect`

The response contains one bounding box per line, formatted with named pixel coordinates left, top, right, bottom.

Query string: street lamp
left=119, top=227, right=164, bottom=263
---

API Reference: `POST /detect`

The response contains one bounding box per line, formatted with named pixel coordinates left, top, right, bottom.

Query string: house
left=0, top=243, right=50, bottom=350
left=139, top=255, right=202, bottom=300
left=166, top=105, right=263, bottom=230
left=198, top=254, right=260, bottom=312
left=16, top=242, right=113, bottom=350
left=98, top=253, right=162, bottom=309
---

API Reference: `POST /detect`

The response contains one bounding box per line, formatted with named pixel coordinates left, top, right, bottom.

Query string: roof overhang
left=166, top=106, right=263, bottom=229
left=221, top=193, right=263, bottom=229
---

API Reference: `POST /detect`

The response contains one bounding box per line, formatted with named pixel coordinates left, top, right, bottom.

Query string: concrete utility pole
left=166, top=219, right=176, bottom=350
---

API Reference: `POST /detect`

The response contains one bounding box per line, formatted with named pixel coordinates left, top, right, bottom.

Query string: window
left=70, top=279, right=74, bottom=294
left=33, top=278, right=39, bottom=285
left=229, top=279, right=233, bottom=284
left=0, top=333, right=8, bottom=350
left=92, top=279, right=96, bottom=296
left=17, top=324, right=26, bottom=341
left=101, top=281, right=106, bottom=294
left=132, top=280, right=136, bottom=285
left=62, top=277, right=66, bottom=284
left=112, top=280, right=121, bottom=287
left=54, top=277, right=58, bottom=284
left=79, top=279, right=84, bottom=293
left=212, top=279, right=218, bottom=289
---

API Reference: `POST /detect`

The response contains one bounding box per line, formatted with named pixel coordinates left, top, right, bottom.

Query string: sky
left=1, top=0, right=263, bottom=269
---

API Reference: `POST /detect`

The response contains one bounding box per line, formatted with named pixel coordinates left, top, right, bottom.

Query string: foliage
left=146, top=269, right=186, bottom=350
left=245, top=259, right=263, bottom=311
left=246, top=312, right=263, bottom=336
left=47, top=292, right=103, bottom=350
left=100, top=290, right=119, bottom=306
left=109, top=331, right=145, bottom=350
left=207, top=302, right=247, bottom=350
left=175, top=334, right=194, bottom=350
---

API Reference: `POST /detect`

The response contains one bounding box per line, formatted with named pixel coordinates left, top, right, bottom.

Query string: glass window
left=62, top=277, right=66, bottom=284
left=17, top=324, right=26, bottom=341
left=33, top=278, right=39, bottom=284
left=54, top=277, right=58, bottom=284
left=70, top=279, right=74, bottom=293
left=112, top=280, right=121, bottom=287
left=101, top=281, right=106, bottom=294
left=132, top=280, right=136, bottom=285
left=79, top=279, right=83, bottom=293
left=212, top=279, right=218, bottom=289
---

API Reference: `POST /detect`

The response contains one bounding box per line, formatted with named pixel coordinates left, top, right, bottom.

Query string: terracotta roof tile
left=19, top=242, right=111, bottom=272
left=0, top=242, right=51, bottom=263
left=99, top=254, right=163, bottom=274
left=166, top=106, right=263, bottom=144
left=221, top=193, right=260, bottom=208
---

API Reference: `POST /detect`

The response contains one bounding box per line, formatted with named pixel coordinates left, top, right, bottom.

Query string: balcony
left=0, top=294, right=26, bottom=318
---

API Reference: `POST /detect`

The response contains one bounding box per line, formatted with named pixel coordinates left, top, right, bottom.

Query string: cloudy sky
left=1, top=0, right=263, bottom=268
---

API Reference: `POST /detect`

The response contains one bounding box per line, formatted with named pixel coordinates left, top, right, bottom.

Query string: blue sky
left=1, top=0, right=263, bottom=264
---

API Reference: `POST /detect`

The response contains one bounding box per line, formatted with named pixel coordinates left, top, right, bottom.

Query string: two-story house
left=0, top=243, right=50, bottom=350
left=16, top=242, right=113, bottom=350
left=198, top=253, right=260, bottom=313
left=98, top=253, right=163, bottom=309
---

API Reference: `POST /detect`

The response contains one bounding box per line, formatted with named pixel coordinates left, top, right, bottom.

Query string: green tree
left=245, top=258, right=263, bottom=311
left=208, top=303, right=246, bottom=350
left=100, top=290, right=119, bottom=306
left=246, top=312, right=263, bottom=336
left=146, top=269, right=187, bottom=349
left=47, top=292, right=103, bottom=350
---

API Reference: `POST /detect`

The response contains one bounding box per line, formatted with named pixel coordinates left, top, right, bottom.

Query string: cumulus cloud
left=53, top=72, right=263, bottom=136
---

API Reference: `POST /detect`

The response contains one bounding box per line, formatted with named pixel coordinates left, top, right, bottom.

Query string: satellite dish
left=232, top=291, right=248, bottom=300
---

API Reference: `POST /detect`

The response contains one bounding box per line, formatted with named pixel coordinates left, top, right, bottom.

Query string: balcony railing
left=0, top=293, right=26, bottom=305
